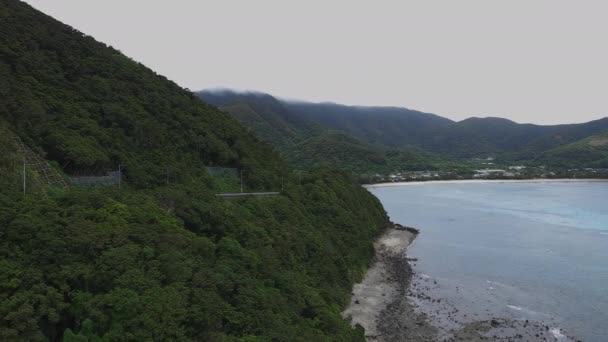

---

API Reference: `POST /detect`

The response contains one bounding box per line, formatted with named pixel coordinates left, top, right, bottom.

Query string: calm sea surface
left=370, top=181, right=608, bottom=342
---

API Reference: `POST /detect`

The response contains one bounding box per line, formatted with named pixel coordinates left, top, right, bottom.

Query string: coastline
left=342, top=224, right=435, bottom=341
left=364, top=178, right=608, bottom=188
left=343, top=222, right=582, bottom=341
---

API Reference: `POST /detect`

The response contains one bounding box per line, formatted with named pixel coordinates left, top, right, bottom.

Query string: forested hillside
left=535, top=132, right=608, bottom=168
left=199, top=90, right=437, bottom=173
left=202, top=90, right=608, bottom=165
left=284, top=102, right=608, bottom=158
left=451, top=117, right=608, bottom=159
left=0, top=1, right=389, bottom=340
left=199, top=91, right=319, bottom=150
left=283, top=101, right=454, bottom=148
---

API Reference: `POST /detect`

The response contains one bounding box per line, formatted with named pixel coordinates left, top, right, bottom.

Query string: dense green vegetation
left=200, top=91, right=318, bottom=150
left=200, top=90, right=608, bottom=170
left=1, top=1, right=287, bottom=189
left=284, top=102, right=608, bottom=159
left=453, top=117, right=608, bottom=160
left=0, top=1, right=389, bottom=340
left=289, top=132, right=435, bottom=173
left=535, top=132, right=608, bottom=168
left=198, top=91, right=437, bottom=173
left=0, top=168, right=387, bottom=341
left=283, top=101, right=454, bottom=150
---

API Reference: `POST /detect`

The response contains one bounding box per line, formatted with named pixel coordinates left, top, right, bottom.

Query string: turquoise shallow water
left=370, top=182, right=608, bottom=342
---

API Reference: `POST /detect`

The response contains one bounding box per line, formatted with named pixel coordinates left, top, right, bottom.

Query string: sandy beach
left=364, top=178, right=608, bottom=189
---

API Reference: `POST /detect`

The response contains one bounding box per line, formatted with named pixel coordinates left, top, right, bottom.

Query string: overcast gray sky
left=24, top=0, right=608, bottom=124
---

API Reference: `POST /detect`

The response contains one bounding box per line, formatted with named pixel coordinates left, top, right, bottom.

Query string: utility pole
left=118, top=164, right=125, bottom=189
left=281, top=175, right=284, bottom=191
left=240, top=169, right=244, bottom=193
left=22, top=157, right=26, bottom=195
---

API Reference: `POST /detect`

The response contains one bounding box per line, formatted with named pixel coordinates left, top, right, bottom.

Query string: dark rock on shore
left=394, top=223, right=420, bottom=234
left=347, top=222, right=580, bottom=342
left=376, top=254, right=438, bottom=341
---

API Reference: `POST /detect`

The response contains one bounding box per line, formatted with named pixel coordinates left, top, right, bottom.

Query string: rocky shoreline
left=342, top=223, right=422, bottom=340
left=343, top=223, right=582, bottom=342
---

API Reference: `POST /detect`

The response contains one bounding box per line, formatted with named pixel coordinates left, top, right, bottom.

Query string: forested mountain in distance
left=199, top=89, right=608, bottom=167
left=537, top=132, right=608, bottom=168
left=0, top=1, right=390, bottom=340
left=199, top=90, right=438, bottom=173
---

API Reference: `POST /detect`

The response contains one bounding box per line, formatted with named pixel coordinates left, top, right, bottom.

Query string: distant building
left=474, top=169, right=510, bottom=178
left=475, top=169, right=506, bottom=174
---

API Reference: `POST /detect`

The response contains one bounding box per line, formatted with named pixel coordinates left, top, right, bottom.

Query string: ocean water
left=370, top=181, right=608, bottom=342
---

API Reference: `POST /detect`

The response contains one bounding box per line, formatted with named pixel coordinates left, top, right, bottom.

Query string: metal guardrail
left=69, top=171, right=120, bottom=186
left=216, top=192, right=280, bottom=198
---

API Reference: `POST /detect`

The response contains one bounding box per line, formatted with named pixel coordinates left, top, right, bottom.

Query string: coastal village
left=368, top=157, right=608, bottom=183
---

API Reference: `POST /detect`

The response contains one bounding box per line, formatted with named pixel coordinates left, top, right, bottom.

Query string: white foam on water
left=550, top=327, right=567, bottom=340
left=506, top=305, right=551, bottom=318
left=486, top=280, right=515, bottom=289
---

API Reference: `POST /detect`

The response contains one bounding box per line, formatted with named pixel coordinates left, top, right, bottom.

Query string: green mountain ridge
left=199, top=90, right=437, bottom=173
left=201, top=91, right=319, bottom=150
left=283, top=101, right=608, bottom=158
left=289, top=131, right=435, bottom=173
left=282, top=101, right=454, bottom=149
left=536, top=131, right=608, bottom=168
left=200, top=89, right=608, bottom=167
left=454, top=116, right=608, bottom=159
left=0, top=1, right=389, bottom=340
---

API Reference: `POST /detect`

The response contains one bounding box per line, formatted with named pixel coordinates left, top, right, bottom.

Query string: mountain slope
left=201, top=90, right=319, bottom=149
left=289, top=131, right=435, bottom=172
left=451, top=117, right=608, bottom=158
left=0, top=1, right=289, bottom=188
left=199, top=90, right=436, bottom=172
left=283, top=101, right=455, bottom=148
left=279, top=100, right=608, bottom=158
left=285, top=102, right=608, bottom=158
left=0, top=1, right=389, bottom=340
left=202, top=89, right=608, bottom=167
left=536, top=131, right=608, bottom=167
left=199, top=90, right=321, bottom=152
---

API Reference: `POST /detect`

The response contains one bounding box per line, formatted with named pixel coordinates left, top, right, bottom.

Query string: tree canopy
left=0, top=1, right=389, bottom=340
